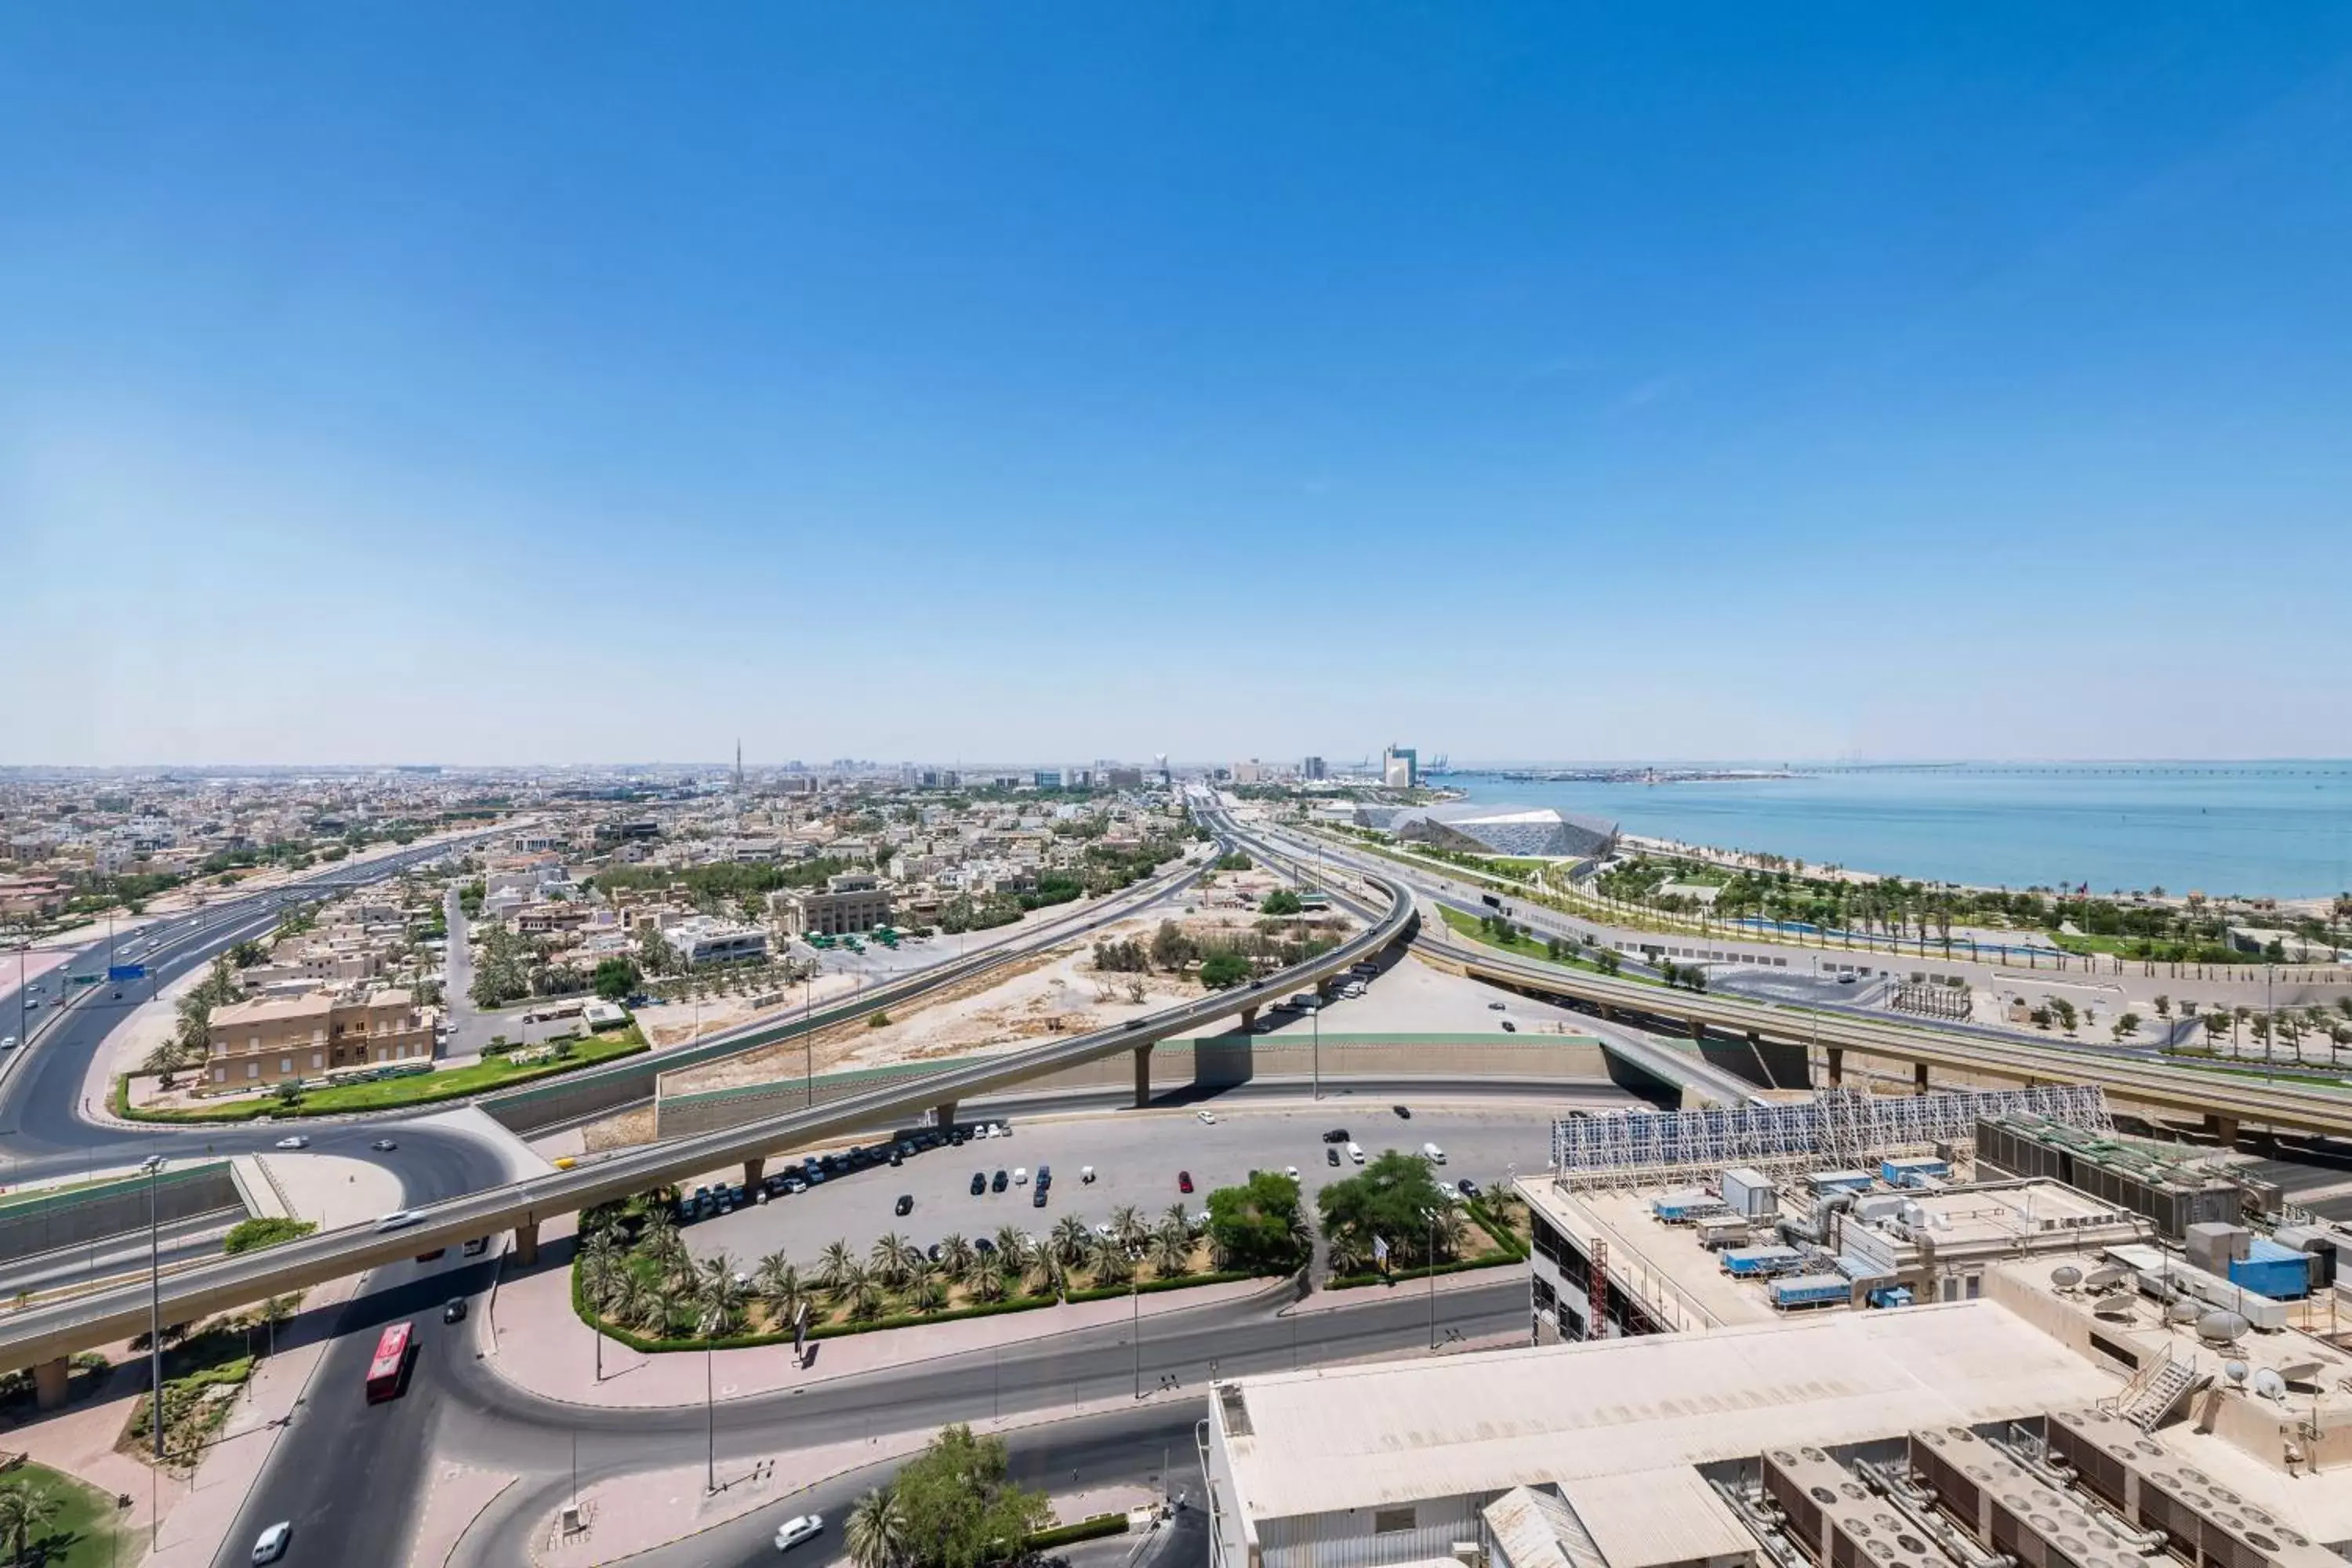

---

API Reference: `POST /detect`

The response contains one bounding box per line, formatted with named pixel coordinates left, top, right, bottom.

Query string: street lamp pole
left=1131, top=1279, right=1142, bottom=1399
left=803, top=970, right=815, bottom=1110
left=1425, top=1207, right=1438, bottom=1351
left=145, top=1156, right=165, bottom=1465
left=704, top=1331, right=717, bottom=1494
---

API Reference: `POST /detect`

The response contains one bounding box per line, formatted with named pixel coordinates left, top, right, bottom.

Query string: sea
left=1439, top=762, right=2352, bottom=901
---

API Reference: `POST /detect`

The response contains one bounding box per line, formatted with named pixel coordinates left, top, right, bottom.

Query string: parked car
left=775, top=1514, right=825, bottom=1552
left=992, top=1169, right=1009, bottom=1192
left=1346, top=1142, right=1365, bottom=1163
left=895, top=1194, right=914, bottom=1216
left=1321, top=1128, right=1350, bottom=1143
left=1326, top=1147, right=1340, bottom=1166
left=1032, top=1185, right=1049, bottom=1208
left=1036, top=1163, right=1051, bottom=1183
left=971, top=1172, right=988, bottom=1196
left=1457, top=1178, right=1484, bottom=1200
left=1284, top=1165, right=1299, bottom=1178
left=1178, top=1171, right=1193, bottom=1193
left=1013, top=1167, right=1029, bottom=1185
left=1421, top=1142, right=1446, bottom=1164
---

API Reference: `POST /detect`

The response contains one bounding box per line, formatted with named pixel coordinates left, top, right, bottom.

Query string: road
left=2, top=1210, right=239, bottom=1298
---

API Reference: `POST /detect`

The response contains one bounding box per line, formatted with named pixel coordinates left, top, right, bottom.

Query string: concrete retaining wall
left=654, top=1033, right=1611, bottom=1139
left=0, top=1161, right=245, bottom=1266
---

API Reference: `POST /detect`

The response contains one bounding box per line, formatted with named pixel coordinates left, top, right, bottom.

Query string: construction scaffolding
left=1551, top=1084, right=2113, bottom=1192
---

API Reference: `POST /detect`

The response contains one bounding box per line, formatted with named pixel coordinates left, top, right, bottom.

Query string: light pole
left=703, top=1316, right=717, bottom=1494
left=802, top=969, right=815, bottom=1110
left=1131, top=1278, right=1142, bottom=1399
left=143, top=1155, right=166, bottom=1470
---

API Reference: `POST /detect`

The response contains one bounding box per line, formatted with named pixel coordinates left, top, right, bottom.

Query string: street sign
left=69, top=973, right=100, bottom=987
left=107, top=964, right=147, bottom=982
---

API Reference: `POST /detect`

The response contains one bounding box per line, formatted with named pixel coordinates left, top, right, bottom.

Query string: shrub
left=223, top=1217, right=318, bottom=1255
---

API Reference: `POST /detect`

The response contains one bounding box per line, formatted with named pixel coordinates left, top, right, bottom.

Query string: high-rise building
left=1383, top=744, right=1418, bottom=789
left=1232, top=759, right=1269, bottom=785
left=1301, top=756, right=1327, bottom=781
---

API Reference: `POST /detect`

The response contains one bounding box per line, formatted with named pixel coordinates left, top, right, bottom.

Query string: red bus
left=365, top=1321, right=413, bottom=1403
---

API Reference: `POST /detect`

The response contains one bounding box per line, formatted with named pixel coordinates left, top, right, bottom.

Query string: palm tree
left=909, top=1276, right=949, bottom=1315
left=1431, top=1209, right=1468, bottom=1262
left=965, top=1256, right=1009, bottom=1303
left=753, top=1254, right=804, bottom=1329
left=637, top=1207, right=679, bottom=1265
left=991, top=1225, right=1029, bottom=1272
left=614, top=1275, right=668, bottom=1335
left=1088, top=1233, right=1134, bottom=1288
left=816, top=1240, right=857, bottom=1298
left=1326, top=1232, right=1369, bottom=1276
left=579, top=1250, right=626, bottom=1317
left=694, top=1254, right=744, bottom=1334
left=1050, top=1215, right=1092, bottom=1268
left=1110, top=1204, right=1148, bottom=1250
left=937, top=1233, right=975, bottom=1279
left=845, top=1483, right=909, bottom=1568
left=1148, top=1219, right=1193, bottom=1279
left=843, top=1265, right=886, bottom=1320
left=1027, top=1251, right=1069, bottom=1301
left=0, top=1479, right=62, bottom=1565
left=870, top=1232, right=915, bottom=1291
left=1161, top=1203, right=1196, bottom=1239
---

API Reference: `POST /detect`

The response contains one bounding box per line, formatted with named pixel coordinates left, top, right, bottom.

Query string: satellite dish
left=2051, top=1265, right=2084, bottom=1291
left=2251, top=1368, right=2288, bottom=1403
left=2167, top=1300, right=2201, bottom=1325
left=2085, top=1264, right=2128, bottom=1291
left=2092, top=1298, right=2135, bottom=1321
left=2224, top=1360, right=2249, bottom=1386
left=2198, top=1311, right=2249, bottom=1346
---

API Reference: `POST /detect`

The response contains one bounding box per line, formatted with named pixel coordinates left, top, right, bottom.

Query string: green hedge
left=1027, top=1515, right=1131, bottom=1550
left=1326, top=1253, right=1523, bottom=1290
left=223, top=1217, right=318, bottom=1255
left=111, top=1036, right=650, bottom=1123
left=1464, top=1200, right=1531, bottom=1261
left=1065, top=1271, right=1251, bottom=1304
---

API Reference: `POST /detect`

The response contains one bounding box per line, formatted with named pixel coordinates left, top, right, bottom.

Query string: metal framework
left=1551, top=1084, right=2111, bottom=1191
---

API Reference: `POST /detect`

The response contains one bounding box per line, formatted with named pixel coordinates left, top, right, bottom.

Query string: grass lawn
left=1436, top=905, right=1664, bottom=987
left=120, top=1025, right=650, bottom=1123
left=0, top=1174, right=121, bottom=1211
left=0, top=1460, right=127, bottom=1566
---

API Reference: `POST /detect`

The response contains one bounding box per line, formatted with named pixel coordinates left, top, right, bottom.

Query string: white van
left=1421, top=1142, right=1446, bottom=1164
left=1345, top=1142, right=1365, bottom=1163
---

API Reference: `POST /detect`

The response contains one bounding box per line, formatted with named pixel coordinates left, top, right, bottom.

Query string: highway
left=1234, top=814, right=2352, bottom=1140
left=0, top=862, right=1417, bottom=1372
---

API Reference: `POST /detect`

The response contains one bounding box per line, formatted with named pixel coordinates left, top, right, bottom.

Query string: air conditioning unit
left=2045, top=1407, right=2338, bottom=1568
left=1763, top=1446, right=1958, bottom=1568
left=1908, top=1427, right=2140, bottom=1568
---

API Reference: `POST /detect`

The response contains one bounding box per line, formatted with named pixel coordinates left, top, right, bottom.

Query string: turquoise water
left=1442, top=763, right=2352, bottom=898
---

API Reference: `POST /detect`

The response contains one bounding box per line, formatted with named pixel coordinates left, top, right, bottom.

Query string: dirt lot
left=663, top=880, right=1338, bottom=1095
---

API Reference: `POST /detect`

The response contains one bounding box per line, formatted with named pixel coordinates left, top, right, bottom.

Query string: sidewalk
left=484, top=1211, right=1275, bottom=1410
left=1287, top=1260, right=1520, bottom=1315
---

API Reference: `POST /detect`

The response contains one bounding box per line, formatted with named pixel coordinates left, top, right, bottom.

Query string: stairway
left=2121, top=1357, right=2198, bottom=1432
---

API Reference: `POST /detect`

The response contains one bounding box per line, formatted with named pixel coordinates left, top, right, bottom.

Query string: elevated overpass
left=0, top=866, right=1417, bottom=1388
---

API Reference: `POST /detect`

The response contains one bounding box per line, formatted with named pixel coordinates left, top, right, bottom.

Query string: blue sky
left=5, top=5, right=2350, bottom=766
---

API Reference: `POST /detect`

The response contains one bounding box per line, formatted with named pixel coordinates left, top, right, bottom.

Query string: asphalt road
left=3, top=1210, right=238, bottom=1298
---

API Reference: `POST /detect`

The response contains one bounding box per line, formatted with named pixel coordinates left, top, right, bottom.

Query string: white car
left=372, top=1210, right=419, bottom=1232
left=1195, top=1109, right=1217, bottom=1125
left=273, top=1135, right=309, bottom=1150
left=1013, top=1167, right=1029, bottom=1185
left=1421, top=1142, right=1446, bottom=1165
left=1346, top=1142, right=1365, bottom=1163
left=775, top=1513, right=825, bottom=1552
left=251, top=1521, right=292, bottom=1563
left=0, top=1036, right=16, bottom=1051
left=1284, top=1165, right=1299, bottom=1178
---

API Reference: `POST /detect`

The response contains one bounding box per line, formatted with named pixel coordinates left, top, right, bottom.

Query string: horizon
left=6, top=755, right=2352, bottom=775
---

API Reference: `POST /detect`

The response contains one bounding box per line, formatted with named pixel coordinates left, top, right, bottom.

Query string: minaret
left=735, top=740, right=744, bottom=792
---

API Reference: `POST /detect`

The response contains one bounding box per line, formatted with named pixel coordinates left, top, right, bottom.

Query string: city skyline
left=7, top=6, right=2352, bottom=765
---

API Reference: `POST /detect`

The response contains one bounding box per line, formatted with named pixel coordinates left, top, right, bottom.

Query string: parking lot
left=675, top=1095, right=1622, bottom=1269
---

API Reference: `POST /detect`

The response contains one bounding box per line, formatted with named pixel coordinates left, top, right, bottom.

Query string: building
left=1234, top=760, right=1270, bottom=786
left=1106, top=767, right=1145, bottom=789
left=1301, top=757, right=1327, bottom=782
left=1383, top=744, right=1418, bottom=789
left=661, top=916, right=771, bottom=966
left=1373, top=801, right=1617, bottom=859
left=203, top=988, right=434, bottom=1090
left=1204, top=1116, right=2352, bottom=1568
left=772, top=873, right=895, bottom=938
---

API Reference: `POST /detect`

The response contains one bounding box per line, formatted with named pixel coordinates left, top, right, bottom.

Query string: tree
left=593, top=957, right=642, bottom=1003
left=936, top=1234, right=975, bottom=1280
left=1197, top=950, right=1250, bottom=989
left=1316, top=1151, right=1454, bottom=1267
left=1261, top=888, right=1304, bottom=916
left=1205, top=1170, right=1309, bottom=1274
left=0, top=1477, right=61, bottom=1564
left=2153, top=995, right=2171, bottom=1019
left=753, top=1253, right=804, bottom=1328
left=1049, top=1215, right=1093, bottom=1269
left=635, top=924, right=677, bottom=978
left=888, top=1425, right=1052, bottom=1568
left=1149, top=1219, right=1194, bottom=1279
left=2112, top=1012, right=2140, bottom=1042
left=870, top=1232, right=917, bottom=1291
left=1149, top=920, right=1198, bottom=972
left=1087, top=1233, right=1134, bottom=1287
left=846, top=1483, right=911, bottom=1568
left=1109, top=1204, right=1147, bottom=1250
left=2203, top=1012, right=2229, bottom=1051
left=815, top=1240, right=857, bottom=1297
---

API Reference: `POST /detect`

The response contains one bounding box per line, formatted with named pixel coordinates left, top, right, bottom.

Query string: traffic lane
left=0, top=1108, right=521, bottom=1195
left=678, top=1102, right=1583, bottom=1272
left=0, top=1212, right=238, bottom=1298
left=210, top=1257, right=495, bottom=1568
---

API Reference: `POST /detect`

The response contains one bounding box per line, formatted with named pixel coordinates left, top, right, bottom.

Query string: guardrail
left=0, top=859, right=1417, bottom=1373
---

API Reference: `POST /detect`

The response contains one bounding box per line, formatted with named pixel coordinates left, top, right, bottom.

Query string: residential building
left=1382, top=744, right=1418, bottom=788
left=662, top=916, right=771, bottom=966
left=203, top=987, right=434, bottom=1090
left=1233, top=759, right=1269, bottom=785
left=1107, top=767, right=1145, bottom=788
left=1301, top=757, right=1327, bottom=781
left=773, top=873, right=895, bottom=937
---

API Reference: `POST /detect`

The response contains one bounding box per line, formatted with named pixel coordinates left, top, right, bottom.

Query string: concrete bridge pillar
left=2206, top=1113, right=2240, bottom=1146
left=1239, top=1006, right=1258, bottom=1033
left=1824, top=1047, right=1844, bottom=1087
left=931, top=1100, right=957, bottom=1134
left=743, top=1156, right=765, bottom=1190
left=1690, top=1018, right=1707, bottom=1045
left=514, top=1218, right=540, bottom=1268
left=1316, top=976, right=1336, bottom=1000
left=1132, top=1044, right=1152, bottom=1109
left=1599, top=1003, right=1617, bottom=1022
left=1913, top=1061, right=1929, bottom=1095
left=33, top=1356, right=69, bottom=1410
